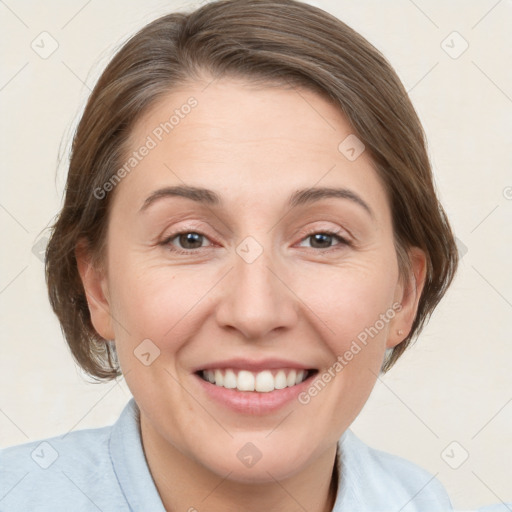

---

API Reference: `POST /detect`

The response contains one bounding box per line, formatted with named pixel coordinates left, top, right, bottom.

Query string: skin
left=78, top=76, right=426, bottom=512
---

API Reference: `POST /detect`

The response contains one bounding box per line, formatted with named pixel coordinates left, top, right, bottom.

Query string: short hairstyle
left=46, top=0, right=458, bottom=380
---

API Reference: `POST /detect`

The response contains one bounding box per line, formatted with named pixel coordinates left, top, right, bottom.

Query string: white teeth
left=286, top=370, right=297, bottom=387
left=255, top=370, right=274, bottom=392
left=274, top=370, right=287, bottom=389
left=201, top=368, right=310, bottom=392
left=223, top=369, right=237, bottom=389
left=237, top=370, right=255, bottom=391
left=214, top=369, right=224, bottom=387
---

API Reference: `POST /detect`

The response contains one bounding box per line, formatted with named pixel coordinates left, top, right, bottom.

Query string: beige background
left=1, top=0, right=511, bottom=509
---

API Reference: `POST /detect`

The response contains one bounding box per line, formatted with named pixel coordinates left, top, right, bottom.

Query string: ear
left=75, top=240, right=115, bottom=341
left=387, top=247, right=427, bottom=349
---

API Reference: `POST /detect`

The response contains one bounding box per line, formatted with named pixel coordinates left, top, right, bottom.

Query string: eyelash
left=160, top=228, right=351, bottom=255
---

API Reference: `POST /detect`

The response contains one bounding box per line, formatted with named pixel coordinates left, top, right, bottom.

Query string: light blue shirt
left=0, top=399, right=509, bottom=511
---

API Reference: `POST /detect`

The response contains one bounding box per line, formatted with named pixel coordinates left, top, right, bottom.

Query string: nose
left=214, top=241, right=299, bottom=341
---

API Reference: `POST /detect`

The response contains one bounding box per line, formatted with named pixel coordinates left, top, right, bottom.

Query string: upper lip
left=193, top=358, right=315, bottom=373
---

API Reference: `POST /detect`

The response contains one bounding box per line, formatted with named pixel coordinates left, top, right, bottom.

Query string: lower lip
left=194, top=372, right=316, bottom=415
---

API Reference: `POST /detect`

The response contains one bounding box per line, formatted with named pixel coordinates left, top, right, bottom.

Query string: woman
left=0, top=0, right=478, bottom=510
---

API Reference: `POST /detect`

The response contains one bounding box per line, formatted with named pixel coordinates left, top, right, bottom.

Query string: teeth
left=201, top=368, right=310, bottom=392
left=223, top=369, right=237, bottom=389
left=237, top=370, right=255, bottom=391
left=214, top=369, right=224, bottom=387
left=274, top=370, right=287, bottom=389
left=295, top=370, right=305, bottom=384
left=287, top=370, right=296, bottom=387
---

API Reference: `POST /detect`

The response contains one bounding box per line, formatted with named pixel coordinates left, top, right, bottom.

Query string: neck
left=140, top=414, right=339, bottom=512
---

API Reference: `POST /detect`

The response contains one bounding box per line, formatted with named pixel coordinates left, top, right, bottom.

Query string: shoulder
left=335, top=430, right=453, bottom=511
left=0, top=418, right=127, bottom=511
left=0, top=422, right=111, bottom=468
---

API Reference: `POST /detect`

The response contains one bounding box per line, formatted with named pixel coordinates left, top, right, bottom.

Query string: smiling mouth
left=196, top=368, right=318, bottom=393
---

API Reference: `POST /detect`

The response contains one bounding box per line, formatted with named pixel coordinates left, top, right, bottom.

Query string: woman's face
left=81, top=77, right=424, bottom=482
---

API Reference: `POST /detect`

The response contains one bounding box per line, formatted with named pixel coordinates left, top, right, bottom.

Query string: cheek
left=107, top=259, right=209, bottom=342
left=297, top=257, right=399, bottom=356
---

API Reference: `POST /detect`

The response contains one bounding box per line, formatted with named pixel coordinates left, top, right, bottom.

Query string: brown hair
left=46, top=0, right=458, bottom=379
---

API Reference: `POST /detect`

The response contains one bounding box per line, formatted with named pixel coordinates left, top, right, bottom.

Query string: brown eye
left=162, top=231, right=211, bottom=252
left=309, top=233, right=335, bottom=249
left=298, top=231, right=349, bottom=250
left=177, top=232, right=204, bottom=249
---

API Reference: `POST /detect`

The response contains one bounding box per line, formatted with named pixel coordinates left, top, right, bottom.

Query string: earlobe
left=75, top=241, right=115, bottom=341
left=387, top=247, right=427, bottom=349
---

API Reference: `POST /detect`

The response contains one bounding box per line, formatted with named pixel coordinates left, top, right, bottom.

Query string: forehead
left=116, top=78, right=389, bottom=219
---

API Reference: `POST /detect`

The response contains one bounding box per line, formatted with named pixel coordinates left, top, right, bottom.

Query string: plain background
left=0, top=0, right=511, bottom=509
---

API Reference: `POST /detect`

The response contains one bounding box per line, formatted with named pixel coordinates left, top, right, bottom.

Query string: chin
left=195, top=440, right=317, bottom=484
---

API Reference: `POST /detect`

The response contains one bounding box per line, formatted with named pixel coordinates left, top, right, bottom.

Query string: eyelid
left=159, top=220, right=218, bottom=248
left=159, top=220, right=354, bottom=254
left=295, top=223, right=353, bottom=242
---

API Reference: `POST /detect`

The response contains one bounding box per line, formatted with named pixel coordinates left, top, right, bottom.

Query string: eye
left=162, top=231, right=212, bottom=253
left=297, top=230, right=350, bottom=250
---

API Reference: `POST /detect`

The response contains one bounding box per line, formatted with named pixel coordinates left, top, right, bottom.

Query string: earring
left=397, top=329, right=404, bottom=336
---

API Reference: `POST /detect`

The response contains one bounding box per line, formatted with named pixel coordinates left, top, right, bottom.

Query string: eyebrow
left=140, top=185, right=374, bottom=218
